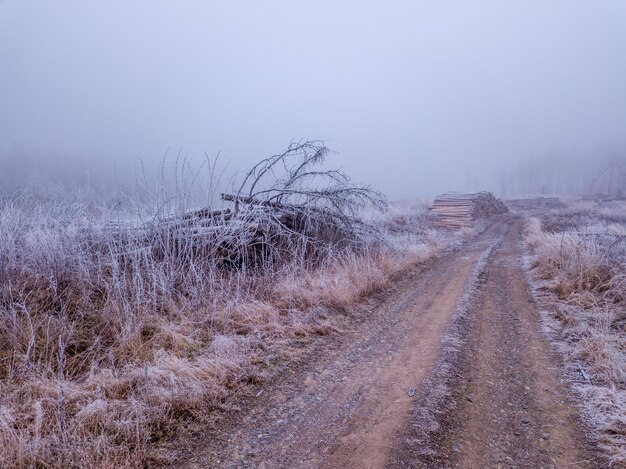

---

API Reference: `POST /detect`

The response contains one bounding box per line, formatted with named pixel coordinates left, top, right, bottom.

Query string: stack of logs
left=431, top=192, right=508, bottom=228
left=505, top=197, right=565, bottom=210
left=107, top=192, right=355, bottom=269
left=147, top=194, right=299, bottom=268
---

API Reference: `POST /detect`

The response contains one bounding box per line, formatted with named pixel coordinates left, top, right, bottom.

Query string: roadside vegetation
left=0, top=143, right=474, bottom=468
left=524, top=199, right=626, bottom=466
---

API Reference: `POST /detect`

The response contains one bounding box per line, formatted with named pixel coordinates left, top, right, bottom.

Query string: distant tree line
left=497, top=149, right=626, bottom=198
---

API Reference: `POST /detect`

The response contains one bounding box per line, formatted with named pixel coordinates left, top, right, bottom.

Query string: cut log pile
left=505, top=197, right=565, bottom=210
left=104, top=190, right=379, bottom=270
left=431, top=192, right=508, bottom=228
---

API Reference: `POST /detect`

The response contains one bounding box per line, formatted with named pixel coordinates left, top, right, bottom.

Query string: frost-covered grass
left=0, top=195, right=470, bottom=468
left=524, top=210, right=626, bottom=466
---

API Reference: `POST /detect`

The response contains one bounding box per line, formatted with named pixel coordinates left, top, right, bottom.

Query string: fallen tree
left=141, top=140, right=387, bottom=268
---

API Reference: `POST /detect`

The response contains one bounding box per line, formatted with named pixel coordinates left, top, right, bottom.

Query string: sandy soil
left=164, top=216, right=599, bottom=468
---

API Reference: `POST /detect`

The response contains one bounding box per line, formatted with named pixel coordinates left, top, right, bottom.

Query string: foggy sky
left=1, top=1, right=626, bottom=199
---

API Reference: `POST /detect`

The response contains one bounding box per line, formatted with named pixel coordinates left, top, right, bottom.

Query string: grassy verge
left=523, top=203, right=626, bottom=466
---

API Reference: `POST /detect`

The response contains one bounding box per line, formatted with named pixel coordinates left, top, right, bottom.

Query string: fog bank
left=1, top=1, right=626, bottom=199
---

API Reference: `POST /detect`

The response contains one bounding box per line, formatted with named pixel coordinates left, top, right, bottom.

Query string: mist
left=2, top=1, right=626, bottom=199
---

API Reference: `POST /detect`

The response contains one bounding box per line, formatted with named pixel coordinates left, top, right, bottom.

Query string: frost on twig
left=145, top=140, right=387, bottom=268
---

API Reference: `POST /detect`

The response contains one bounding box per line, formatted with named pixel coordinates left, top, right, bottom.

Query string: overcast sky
left=1, top=1, right=626, bottom=198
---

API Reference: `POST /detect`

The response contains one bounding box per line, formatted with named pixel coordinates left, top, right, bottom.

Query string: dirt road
left=170, top=216, right=597, bottom=468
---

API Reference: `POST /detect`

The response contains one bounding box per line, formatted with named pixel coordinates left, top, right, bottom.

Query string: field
left=2, top=150, right=625, bottom=467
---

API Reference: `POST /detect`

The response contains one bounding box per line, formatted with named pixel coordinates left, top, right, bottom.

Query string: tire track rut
left=389, top=218, right=596, bottom=468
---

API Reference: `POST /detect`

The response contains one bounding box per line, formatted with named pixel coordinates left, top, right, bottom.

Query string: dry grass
left=524, top=210, right=626, bottom=465
left=0, top=194, right=470, bottom=468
